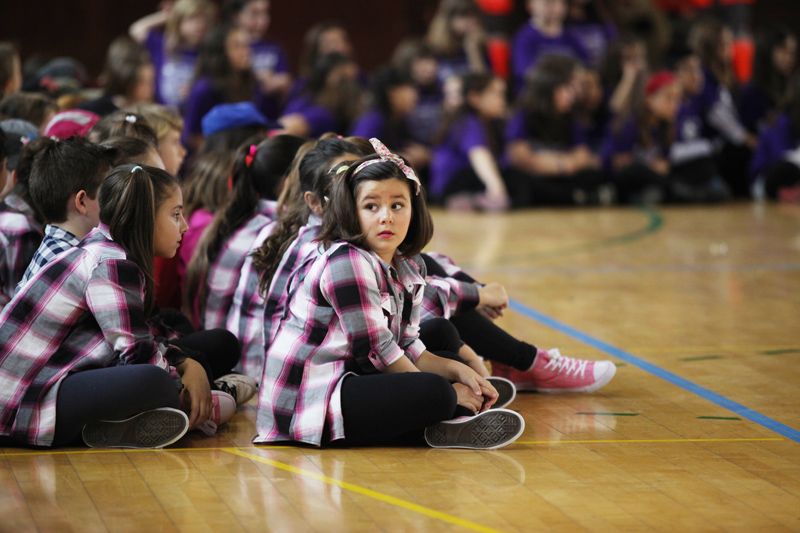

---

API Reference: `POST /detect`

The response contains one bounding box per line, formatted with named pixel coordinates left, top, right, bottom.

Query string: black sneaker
left=486, top=376, right=516, bottom=409
left=82, top=408, right=189, bottom=448
left=424, top=409, right=525, bottom=450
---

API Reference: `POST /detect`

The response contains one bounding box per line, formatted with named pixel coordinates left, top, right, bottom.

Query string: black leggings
left=336, top=372, right=461, bottom=446
left=49, top=328, right=240, bottom=447
left=172, top=328, right=241, bottom=385
left=764, top=161, right=800, bottom=199
left=52, top=365, right=180, bottom=446
left=421, top=255, right=537, bottom=371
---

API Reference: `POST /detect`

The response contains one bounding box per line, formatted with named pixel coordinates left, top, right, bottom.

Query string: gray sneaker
left=486, top=376, right=516, bottom=409
left=424, top=409, right=525, bottom=450
left=82, top=408, right=189, bottom=448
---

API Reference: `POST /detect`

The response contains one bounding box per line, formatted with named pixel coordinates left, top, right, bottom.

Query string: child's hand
left=452, top=363, right=499, bottom=412
left=459, top=344, right=490, bottom=378
left=177, top=358, right=212, bottom=428
left=478, top=282, right=508, bottom=312
left=453, top=383, right=483, bottom=413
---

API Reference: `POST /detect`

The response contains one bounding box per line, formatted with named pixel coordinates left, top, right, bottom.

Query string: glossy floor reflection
left=2, top=204, right=799, bottom=531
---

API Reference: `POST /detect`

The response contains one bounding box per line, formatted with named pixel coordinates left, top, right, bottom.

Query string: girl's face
left=553, top=71, right=579, bottom=113
left=719, top=28, right=734, bottom=63
left=158, top=128, right=187, bottom=176
left=676, top=55, right=703, bottom=95
left=773, top=36, right=797, bottom=77
left=443, top=76, right=463, bottom=112
left=325, top=62, right=358, bottom=89
left=3, top=53, right=21, bottom=96
left=356, top=177, right=412, bottom=265
left=411, top=57, right=438, bottom=87
left=470, top=78, right=507, bottom=118
left=180, top=13, right=210, bottom=48
left=154, top=185, right=188, bottom=258
left=226, top=29, right=252, bottom=71
left=529, top=0, right=567, bottom=25
left=450, top=13, right=480, bottom=37
left=579, top=70, right=603, bottom=110
left=319, top=27, right=352, bottom=57
left=238, top=0, right=270, bottom=41
left=131, top=64, right=155, bottom=103
left=647, top=81, right=682, bottom=122
left=388, top=84, right=419, bottom=116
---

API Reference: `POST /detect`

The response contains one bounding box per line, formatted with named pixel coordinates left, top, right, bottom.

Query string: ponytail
left=99, top=164, right=178, bottom=315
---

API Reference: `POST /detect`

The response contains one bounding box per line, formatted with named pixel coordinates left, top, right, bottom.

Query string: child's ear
left=74, top=190, right=89, bottom=215
left=303, top=191, right=324, bottom=216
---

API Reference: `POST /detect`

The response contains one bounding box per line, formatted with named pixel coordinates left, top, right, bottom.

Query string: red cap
left=645, top=70, right=677, bottom=97
left=43, top=109, right=100, bottom=140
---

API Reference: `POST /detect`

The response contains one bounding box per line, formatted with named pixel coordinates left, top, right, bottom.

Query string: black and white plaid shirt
left=17, top=224, right=80, bottom=291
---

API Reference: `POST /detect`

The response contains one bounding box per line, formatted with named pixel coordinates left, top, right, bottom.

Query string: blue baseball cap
left=201, top=102, right=274, bottom=136
left=0, top=119, right=39, bottom=171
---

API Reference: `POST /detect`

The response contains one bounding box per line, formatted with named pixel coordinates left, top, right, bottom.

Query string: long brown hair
left=252, top=135, right=369, bottom=293
left=99, top=164, right=179, bottom=315
left=185, top=135, right=304, bottom=317
left=317, top=154, right=434, bottom=259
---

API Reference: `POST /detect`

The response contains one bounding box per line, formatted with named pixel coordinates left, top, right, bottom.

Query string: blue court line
left=509, top=299, right=800, bottom=443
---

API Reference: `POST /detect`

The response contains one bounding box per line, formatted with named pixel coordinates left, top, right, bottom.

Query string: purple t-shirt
left=567, top=22, right=616, bottom=67
left=511, top=23, right=589, bottom=91
left=430, top=113, right=489, bottom=197
left=350, top=110, right=386, bottom=139
left=670, top=99, right=714, bottom=164
left=600, top=117, right=668, bottom=171
left=251, top=39, right=289, bottom=76
left=145, top=30, right=199, bottom=107
left=737, top=83, right=773, bottom=134
left=408, top=84, right=444, bottom=145
left=751, top=114, right=799, bottom=178
left=283, top=95, right=339, bottom=137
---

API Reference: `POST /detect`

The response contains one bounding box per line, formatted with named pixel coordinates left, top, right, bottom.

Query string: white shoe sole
left=424, top=409, right=525, bottom=450
left=486, top=377, right=516, bottom=409
left=82, top=408, right=189, bottom=448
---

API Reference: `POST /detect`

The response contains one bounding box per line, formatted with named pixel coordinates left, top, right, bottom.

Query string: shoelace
left=542, top=349, right=588, bottom=377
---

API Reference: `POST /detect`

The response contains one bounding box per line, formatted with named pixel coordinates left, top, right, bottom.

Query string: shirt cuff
left=457, top=282, right=481, bottom=313
left=404, top=338, right=426, bottom=364
left=368, top=343, right=405, bottom=372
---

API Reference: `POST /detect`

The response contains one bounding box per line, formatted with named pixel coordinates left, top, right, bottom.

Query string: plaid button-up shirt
left=225, top=220, right=276, bottom=379
left=0, top=226, right=176, bottom=446
left=254, top=241, right=427, bottom=446
left=262, top=216, right=323, bottom=351
left=0, top=194, right=42, bottom=310
left=201, top=200, right=277, bottom=330
left=420, top=252, right=480, bottom=320
left=17, top=224, right=80, bottom=291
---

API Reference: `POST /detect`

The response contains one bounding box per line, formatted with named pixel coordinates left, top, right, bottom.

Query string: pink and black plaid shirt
left=262, top=215, right=323, bottom=352
left=0, top=194, right=43, bottom=310
left=202, top=200, right=277, bottom=330
left=254, top=241, right=427, bottom=446
left=420, top=252, right=480, bottom=320
left=225, top=220, right=276, bottom=379
left=0, top=226, right=175, bottom=446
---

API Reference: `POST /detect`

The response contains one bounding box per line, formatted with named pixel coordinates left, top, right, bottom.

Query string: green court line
left=761, top=348, right=800, bottom=356
left=680, top=355, right=724, bottom=362
left=575, top=412, right=639, bottom=417
left=491, top=207, right=663, bottom=264
left=697, top=416, right=742, bottom=421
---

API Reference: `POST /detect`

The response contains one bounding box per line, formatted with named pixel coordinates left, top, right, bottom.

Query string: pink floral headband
left=352, top=138, right=421, bottom=196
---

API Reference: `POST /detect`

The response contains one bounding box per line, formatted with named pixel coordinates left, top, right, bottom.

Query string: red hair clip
left=245, top=144, right=258, bottom=168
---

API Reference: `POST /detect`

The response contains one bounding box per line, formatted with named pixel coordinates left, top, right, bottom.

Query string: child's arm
left=85, top=258, right=171, bottom=368
left=468, top=146, right=510, bottom=206
left=129, top=3, right=171, bottom=43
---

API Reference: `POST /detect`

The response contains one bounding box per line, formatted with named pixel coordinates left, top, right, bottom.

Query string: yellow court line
left=222, top=447, right=502, bottom=533
left=516, top=437, right=786, bottom=445
left=0, top=445, right=290, bottom=458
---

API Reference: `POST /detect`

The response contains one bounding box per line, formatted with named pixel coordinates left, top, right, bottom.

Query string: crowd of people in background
left=2, top=0, right=798, bottom=212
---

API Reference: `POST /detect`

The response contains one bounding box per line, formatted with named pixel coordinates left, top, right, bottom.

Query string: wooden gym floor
left=2, top=203, right=799, bottom=532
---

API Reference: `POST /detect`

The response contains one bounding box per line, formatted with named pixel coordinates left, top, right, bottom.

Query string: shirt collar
left=44, top=224, right=80, bottom=244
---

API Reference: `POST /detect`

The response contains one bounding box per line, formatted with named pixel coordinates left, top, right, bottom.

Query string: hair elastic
left=245, top=144, right=258, bottom=168
left=125, top=114, right=137, bottom=124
